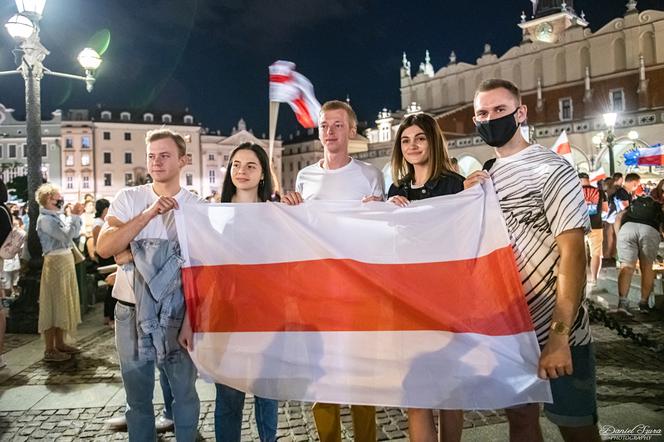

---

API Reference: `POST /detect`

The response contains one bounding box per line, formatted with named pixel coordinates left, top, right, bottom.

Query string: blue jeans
left=544, top=343, right=598, bottom=427
left=116, top=302, right=199, bottom=441
left=214, top=383, right=278, bottom=442
left=159, top=366, right=173, bottom=420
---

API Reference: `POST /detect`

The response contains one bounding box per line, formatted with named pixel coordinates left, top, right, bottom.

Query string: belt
left=117, top=299, right=135, bottom=307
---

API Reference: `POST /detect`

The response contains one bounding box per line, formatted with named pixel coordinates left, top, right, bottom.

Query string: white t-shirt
left=296, top=158, right=384, bottom=200
left=106, top=184, right=203, bottom=303
left=489, top=145, right=591, bottom=347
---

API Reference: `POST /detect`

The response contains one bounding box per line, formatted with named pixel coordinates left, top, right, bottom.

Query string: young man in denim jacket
left=97, top=129, right=201, bottom=441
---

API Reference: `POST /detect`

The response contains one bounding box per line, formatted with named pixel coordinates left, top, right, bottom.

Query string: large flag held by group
left=175, top=183, right=552, bottom=409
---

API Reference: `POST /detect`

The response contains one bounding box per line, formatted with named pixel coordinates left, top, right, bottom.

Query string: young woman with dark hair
left=182, top=142, right=279, bottom=441
left=220, top=142, right=274, bottom=204
left=388, top=113, right=464, bottom=205
left=387, top=113, right=466, bottom=442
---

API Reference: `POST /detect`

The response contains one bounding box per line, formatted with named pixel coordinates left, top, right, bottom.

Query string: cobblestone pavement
left=1, top=318, right=662, bottom=441
left=1, top=333, right=38, bottom=354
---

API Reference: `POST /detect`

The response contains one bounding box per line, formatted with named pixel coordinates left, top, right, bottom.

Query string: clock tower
left=519, top=0, right=587, bottom=44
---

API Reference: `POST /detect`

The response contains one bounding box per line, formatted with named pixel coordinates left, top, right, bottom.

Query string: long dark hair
left=95, top=198, right=110, bottom=218
left=220, top=142, right=274, bottom=203
left=390, top=113, right=455, bottom=186
left=0, top=180, right=7, bottom=204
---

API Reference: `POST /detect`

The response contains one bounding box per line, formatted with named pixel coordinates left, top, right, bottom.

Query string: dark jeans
left=214, top=383, right=278, bottom=442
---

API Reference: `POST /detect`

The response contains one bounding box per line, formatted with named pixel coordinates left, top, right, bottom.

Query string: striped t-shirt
left=488, top=145, right=592, bottom=347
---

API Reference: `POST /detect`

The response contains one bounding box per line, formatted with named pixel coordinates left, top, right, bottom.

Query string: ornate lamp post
left=1, top=0, right=102, bottom=332
left=603, top=112, right=618, bottom=176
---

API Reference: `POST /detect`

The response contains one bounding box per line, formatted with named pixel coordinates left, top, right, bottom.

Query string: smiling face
left=230, top=148, right=263, bottom=194
left=318, top=108, right=356, bottom=155
left=400, top=124, right=430, bottom=167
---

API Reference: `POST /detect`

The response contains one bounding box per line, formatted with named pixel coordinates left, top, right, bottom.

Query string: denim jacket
left=128, top=238, right=186, bottom=363
left=36, top=208, right=82, bottom=255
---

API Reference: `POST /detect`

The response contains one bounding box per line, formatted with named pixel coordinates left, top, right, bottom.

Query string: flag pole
left=268, top=100, right=281, bottom=194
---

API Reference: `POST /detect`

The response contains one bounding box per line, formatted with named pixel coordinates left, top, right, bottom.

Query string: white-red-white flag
left=175, top=182, right=551, bottom=409
left=551, top=130, right=574, bottom=166
left=269, top=60, right=321, bottom=128
left=589, top=167, right=607, bottom=184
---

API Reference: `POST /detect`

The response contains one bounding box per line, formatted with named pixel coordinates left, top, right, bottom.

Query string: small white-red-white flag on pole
left=551, top=130, right=575, bottom=166
left=589, top=167, right=607, bottom=184
left=269, top=60, right=321, bottom=129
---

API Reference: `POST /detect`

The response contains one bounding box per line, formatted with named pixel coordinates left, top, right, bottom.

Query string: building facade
left=1, top=104, right=285, bottom=202
left=0, top=103, right=61, bottom=191
left=366, top=0, right=664, bottom=179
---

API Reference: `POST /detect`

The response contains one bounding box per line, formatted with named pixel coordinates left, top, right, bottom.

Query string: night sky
left=0, top=0, right=662, bottom=137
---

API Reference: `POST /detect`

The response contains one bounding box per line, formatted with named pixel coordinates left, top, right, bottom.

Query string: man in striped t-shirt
left=465, top=79, right=599, bottom=442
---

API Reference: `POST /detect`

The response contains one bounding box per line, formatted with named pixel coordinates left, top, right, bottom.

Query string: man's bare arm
left=538, top=227, right=586, bottom=379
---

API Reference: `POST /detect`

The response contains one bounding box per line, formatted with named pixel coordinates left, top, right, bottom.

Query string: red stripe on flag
left=269, top=74, right=291, bottom=83
left=183, top=247, right=532, bottom=336
left=292, top=97, right=316, bottom=128
left=555, top=142, right=571, bottom=155
left=638, top=155, right=664, bottom=166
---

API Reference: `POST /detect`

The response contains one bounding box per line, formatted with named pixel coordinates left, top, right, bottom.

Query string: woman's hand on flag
left=388, top=195, right=410, bottom=207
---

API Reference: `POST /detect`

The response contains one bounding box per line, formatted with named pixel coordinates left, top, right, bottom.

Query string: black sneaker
left=638, top=302, right=653, bottom=313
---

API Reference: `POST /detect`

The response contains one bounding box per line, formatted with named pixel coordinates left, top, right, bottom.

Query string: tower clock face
left=535, top=22, right=555, bottom=43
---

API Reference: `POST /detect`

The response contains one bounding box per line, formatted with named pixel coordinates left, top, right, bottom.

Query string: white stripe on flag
left=191, top=331, right=550, bottom=410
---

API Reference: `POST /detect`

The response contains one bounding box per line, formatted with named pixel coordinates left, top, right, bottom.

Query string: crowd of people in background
left=582, top=170, right=664, bottom=315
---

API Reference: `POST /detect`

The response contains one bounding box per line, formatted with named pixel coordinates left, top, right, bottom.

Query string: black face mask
left=55, top=199, right=64, bottom=210
left=475, top=108, right=521, bottom=148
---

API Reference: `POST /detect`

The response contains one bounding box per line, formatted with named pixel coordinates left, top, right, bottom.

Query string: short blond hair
left=36, top=183, right=60, bottom=207
left=320, top=100, right=357, bottom=129
left=145, top=128, right=187, bottom=157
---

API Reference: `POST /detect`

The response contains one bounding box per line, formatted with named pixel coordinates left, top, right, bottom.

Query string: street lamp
left=603, top=112, right=618, bottom=176
left=3, top=1, right=102, bottom=259
left=1, top=0, right=102, bottom=332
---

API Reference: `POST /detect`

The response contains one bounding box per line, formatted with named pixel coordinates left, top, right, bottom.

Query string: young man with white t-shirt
left=282, top=100, right=383, bottom=442
left=465, top=79, right=599, bottom=442
left=97, top=129, right=201, bottom=441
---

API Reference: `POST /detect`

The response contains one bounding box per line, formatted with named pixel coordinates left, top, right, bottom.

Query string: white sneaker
left=105, top=415, right=127, bottom=430
left=106, top=413, right=174, bottom=432
left=155, top=415, right=174, bottom=432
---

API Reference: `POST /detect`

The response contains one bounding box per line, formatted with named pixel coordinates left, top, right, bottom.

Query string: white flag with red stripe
left=551, top=130, right=575, bottom=166
left=269, top=60, right=321, bottom=128
left=175, top=182, right=551, bottom=409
